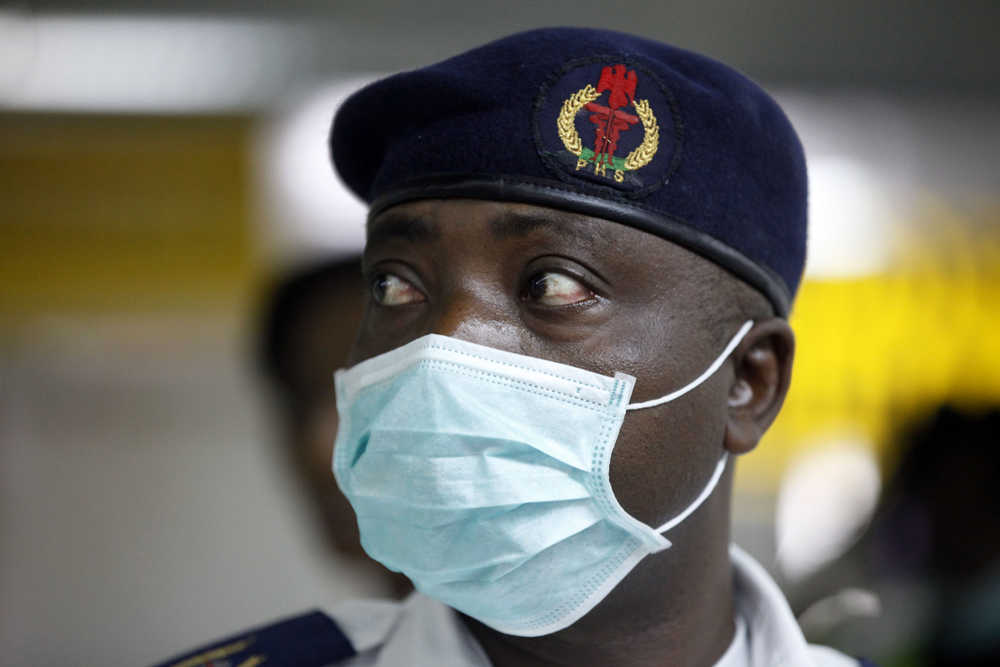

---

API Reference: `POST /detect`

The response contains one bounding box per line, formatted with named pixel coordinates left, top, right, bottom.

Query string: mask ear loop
left=625, top=320, right=754, bottom=411
left=623, top=320, right=754, bottom=535
left=654, top=455, right=728, bottom=534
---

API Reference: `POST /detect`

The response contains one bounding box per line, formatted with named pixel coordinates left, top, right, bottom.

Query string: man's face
left=351, top=198, right=744, bottom=528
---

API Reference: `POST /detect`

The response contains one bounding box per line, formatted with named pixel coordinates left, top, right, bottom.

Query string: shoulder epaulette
left=150, top=609, right=356, bottom=667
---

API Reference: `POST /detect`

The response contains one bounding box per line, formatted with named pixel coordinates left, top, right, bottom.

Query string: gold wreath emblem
left=556, top=86, right=659, bottom=171
left=556, top=85, right=600, bottom=156
left=624, top=98, right=659, bottom=170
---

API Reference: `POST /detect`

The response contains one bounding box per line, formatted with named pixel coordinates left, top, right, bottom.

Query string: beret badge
left=536, top=59, right=680, bottom=196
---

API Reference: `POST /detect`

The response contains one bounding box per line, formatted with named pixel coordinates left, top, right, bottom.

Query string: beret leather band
left=367, top=173, right=792, bottom=316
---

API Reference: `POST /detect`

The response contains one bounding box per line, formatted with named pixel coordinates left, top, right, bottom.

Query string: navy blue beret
left=331, top=27, right=807, bottom=315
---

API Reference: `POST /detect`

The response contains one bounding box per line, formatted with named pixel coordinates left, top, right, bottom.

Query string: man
left=155, top=27, right=870, bottom=667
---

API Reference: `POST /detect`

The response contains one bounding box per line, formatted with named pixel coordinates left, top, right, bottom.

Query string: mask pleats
left=332, top=327, right=748, bottom=636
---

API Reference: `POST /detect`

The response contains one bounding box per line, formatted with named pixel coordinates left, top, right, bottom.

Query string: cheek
left=608, top=377, right=730, bottom=527
left=350, top=314, right=414, bottom=365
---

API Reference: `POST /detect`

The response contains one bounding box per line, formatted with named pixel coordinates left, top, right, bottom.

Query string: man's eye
left=371, top=273, right=426, bottom=306
left=525, top=272, right=594, bottom=306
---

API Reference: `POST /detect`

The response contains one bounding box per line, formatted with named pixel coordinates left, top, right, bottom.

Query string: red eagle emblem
left=586, top=65, right=640, bottom=167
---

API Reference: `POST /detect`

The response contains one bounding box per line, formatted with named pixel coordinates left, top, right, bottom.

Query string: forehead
left=365, top=198, right=705, bottom=269
left=367, top=199, right=607, bottom=246
left=364, top=198, right=727, bottom=289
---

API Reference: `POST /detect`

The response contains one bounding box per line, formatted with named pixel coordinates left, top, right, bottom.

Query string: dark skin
left=350, top=198, right=795, bottom=667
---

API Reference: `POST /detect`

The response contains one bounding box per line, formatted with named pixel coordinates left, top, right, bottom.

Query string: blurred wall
left=0, top=115, right=253, bottom=315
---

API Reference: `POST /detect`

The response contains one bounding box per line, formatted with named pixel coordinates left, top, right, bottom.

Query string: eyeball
left=372, top=273, right=425, bottom=306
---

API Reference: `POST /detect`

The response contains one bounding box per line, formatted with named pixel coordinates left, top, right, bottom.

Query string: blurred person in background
left=258, top=256, right=411, bottom=598
left=793, top=405, right=1000, bottom=667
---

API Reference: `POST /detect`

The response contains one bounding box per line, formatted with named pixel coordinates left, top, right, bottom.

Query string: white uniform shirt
left=329, top=545, right=859, bottom=667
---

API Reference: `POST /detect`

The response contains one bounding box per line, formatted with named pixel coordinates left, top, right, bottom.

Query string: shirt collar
left=730, top=543, right=820, bottom=666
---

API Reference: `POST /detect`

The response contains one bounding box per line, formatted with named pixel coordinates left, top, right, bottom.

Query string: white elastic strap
left=626, top=320, right=754, bottom=411
left=655, top=453, right=729, bottom=534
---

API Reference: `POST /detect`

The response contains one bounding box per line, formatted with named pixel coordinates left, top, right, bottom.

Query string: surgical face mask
left=333, top=321, right=753, bottom=637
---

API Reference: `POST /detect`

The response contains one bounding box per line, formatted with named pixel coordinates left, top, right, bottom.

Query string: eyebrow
left=490, top=210, right=602, bottom=246
left=488, top=211, right=556, bottom=239
left=366, top=213, right=441, bottom=248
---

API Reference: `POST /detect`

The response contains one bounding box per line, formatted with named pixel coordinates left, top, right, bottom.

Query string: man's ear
left=724, top=319, right=794, bottom=455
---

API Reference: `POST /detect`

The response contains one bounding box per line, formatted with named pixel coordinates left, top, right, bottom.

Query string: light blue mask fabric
left=333, top=321, right=752, bottom=637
